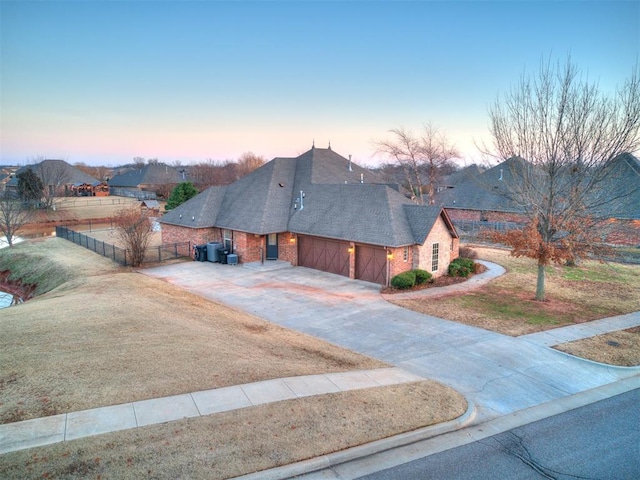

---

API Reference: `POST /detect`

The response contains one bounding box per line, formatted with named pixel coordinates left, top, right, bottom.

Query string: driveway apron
left=141, top=261, right=640, bottom=422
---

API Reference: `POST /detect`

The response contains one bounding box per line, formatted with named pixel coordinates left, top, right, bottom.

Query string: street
left=359, top=389, right=640, bottom=480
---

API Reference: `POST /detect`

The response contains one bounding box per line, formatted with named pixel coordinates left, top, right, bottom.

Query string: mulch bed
left=381, top=263, right=487, bottom=295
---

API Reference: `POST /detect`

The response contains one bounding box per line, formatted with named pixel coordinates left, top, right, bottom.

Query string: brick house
left=438, top=154, right=640, bottom=246
left=159, top=146, right=460, bottom=285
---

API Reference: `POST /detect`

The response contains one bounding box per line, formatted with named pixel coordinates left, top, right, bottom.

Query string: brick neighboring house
left=159, top=146, right=460, bottom=285
left=109, top=164, right=186, bottom=200
left=438, top=153, right=640, bottom=246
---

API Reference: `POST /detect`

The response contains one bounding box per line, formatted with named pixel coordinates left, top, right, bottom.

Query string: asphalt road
left=358, top=389, right=640, bottom=480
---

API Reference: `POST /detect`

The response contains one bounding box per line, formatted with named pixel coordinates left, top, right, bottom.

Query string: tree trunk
left=535, top=262, right=546, bottom=301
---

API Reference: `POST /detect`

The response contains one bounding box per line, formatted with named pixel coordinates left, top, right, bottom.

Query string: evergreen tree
left=17, top=168, right=44, bottom=206
left=165, top=182, right=199, bottom=210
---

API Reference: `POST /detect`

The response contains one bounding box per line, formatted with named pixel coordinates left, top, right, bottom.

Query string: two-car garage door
left=298, top=236, right=387, bottom=285
left=298, top=236, right=350, bottom=277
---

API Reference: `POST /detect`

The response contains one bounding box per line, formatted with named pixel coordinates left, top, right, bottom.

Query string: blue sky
left=1, top=0, right=638, bottom=166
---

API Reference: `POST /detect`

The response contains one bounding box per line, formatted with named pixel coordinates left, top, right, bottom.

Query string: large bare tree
left=375, top=124, right=459, bottom=204
left=487, top=57, right=640, bottom=300
left=236, top=152, right=266, bottom=177
left=0, top=193, right=34, bottom=248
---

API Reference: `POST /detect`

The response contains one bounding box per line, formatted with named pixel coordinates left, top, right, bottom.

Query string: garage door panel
left=299, top=236, right=349, bottom=277
left=356, top=245, right=387, bottom=285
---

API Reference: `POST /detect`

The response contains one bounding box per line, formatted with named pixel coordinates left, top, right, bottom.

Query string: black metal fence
left=56, top=226, right=191, bottom=266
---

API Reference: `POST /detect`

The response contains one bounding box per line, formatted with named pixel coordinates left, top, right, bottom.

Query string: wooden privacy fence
left=56, top=226, right=191, bottom=266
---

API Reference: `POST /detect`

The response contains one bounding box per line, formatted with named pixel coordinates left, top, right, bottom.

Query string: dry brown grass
left=0, top=381, right=466, bottom=479
left=393, top=246, right=640, bottom=337
left=0, top=239, right=387, bottom=424
left=390, top=246, right=640, bottom=366
left=0, top=238, right=467, bottom=476
left=554, top=327, right=640, bottom=366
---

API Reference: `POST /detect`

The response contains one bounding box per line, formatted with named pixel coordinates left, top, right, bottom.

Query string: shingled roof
left=160, top=147, right=457, bottom=247
left=6, top=160, right=98, bottom=187
left=109, top=164, right=185, bottom=187
left=437, top=154, right=640, bottom=220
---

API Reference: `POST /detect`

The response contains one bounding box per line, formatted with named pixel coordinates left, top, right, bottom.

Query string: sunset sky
left=1, top=0, right=638, bottom=167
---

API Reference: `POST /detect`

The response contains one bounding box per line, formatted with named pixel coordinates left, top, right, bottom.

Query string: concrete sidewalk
left=0, top=368, right=425, bottom=455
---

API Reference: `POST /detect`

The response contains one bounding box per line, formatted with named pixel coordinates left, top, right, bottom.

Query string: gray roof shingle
left=160, top=147, right=456, bottom=246
left=109, top=164, right=184, bottom=187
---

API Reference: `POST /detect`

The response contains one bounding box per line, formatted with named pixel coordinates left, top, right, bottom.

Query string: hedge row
left=390, top=269, right=433, bottom=289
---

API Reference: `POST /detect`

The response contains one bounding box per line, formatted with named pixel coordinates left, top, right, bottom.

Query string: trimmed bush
left=390, top=271, right=417, bottom=289
left=448, top=257, right=475, bottom=277
left=413, top=269, right=432, bottom=285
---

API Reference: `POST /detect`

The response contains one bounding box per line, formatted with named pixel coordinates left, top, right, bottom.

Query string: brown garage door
left=298, top=236, right=350, bottom=278
left=355, top=244, right=387, bottom=285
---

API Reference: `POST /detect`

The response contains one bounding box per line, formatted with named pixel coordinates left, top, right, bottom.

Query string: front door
left=266, top=233, right=278, bottom=260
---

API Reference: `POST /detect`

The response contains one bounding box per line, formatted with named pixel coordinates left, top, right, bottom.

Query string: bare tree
left=74, top=162, right=110, bottom=182
left=419, top=123, right=460, bottom=204
left=236, top=152, right=266, bottom=177
left=487, top=57, right=640, bottom=300
left=112, top=207, right=154, bottom=267
left=0, top=193, right=34, bottom=247
left=191, top=159, right=240, bottom=188
left=34, top=160, right=71, bottom=208
left=375, top=124, right=459, bottom=204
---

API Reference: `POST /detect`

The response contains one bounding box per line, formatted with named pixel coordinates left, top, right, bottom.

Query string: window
left=403, top=246, right=409, bottom=262
left=431, top=243, right=439, bottom=272
left=223, top=229, right=232, bottom=249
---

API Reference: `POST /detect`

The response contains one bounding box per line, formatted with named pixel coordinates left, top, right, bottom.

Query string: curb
left=234, top=399, right=477, bottom=480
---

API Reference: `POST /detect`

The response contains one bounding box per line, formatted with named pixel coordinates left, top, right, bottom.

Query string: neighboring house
left=108, top=164, right=186, bottom=200
left=70, top=181, right=110, bottom=197
left=1, top=167, right=19, bottom=192
left=437, top=154, right=640, bottom=245
left=160, top=147, right=460, bottom=285
left=5, top=160, right=99, bottom=197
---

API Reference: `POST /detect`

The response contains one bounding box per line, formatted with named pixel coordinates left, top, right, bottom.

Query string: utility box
left=227, top=253, right=238, bottom=265
left=195, top=245, right=208, bottom=262
left=218, top=248, right=230, bottom=264
left=207, top=242, right=222, bottom=262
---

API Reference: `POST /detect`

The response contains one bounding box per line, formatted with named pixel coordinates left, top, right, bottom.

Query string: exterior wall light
left=289, top=234, right=296, bottom=243
left=387, top=252, right=393, bottom=260
left=348, top=246, right=354, bottom=253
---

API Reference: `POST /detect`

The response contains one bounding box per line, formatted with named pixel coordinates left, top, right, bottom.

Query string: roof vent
left=348, top=155, right=353, bottom=172
left=360, top=173, right=364, bottom=184
left=499, top=168, right=503, bottom=181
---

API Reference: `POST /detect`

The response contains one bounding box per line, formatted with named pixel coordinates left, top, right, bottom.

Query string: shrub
left=448, top=257, right=475, bottom=277
left=391, top=271, right=417, bottom=289
left=413, top=269, right=432, bottom=285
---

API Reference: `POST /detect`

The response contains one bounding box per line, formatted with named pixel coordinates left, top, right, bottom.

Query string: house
left=70, top=181, right=110, bottom=197
left=160, top=146, right=459, bottom=285
left=437, top=154, right=640, bottom=245
left=109, top=164, right=186, bottom=200
left=5, top=160, right=99, bottom=197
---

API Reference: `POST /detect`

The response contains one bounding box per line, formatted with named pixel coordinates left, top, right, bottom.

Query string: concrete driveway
left=141, top=260, right=640, bottom=423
